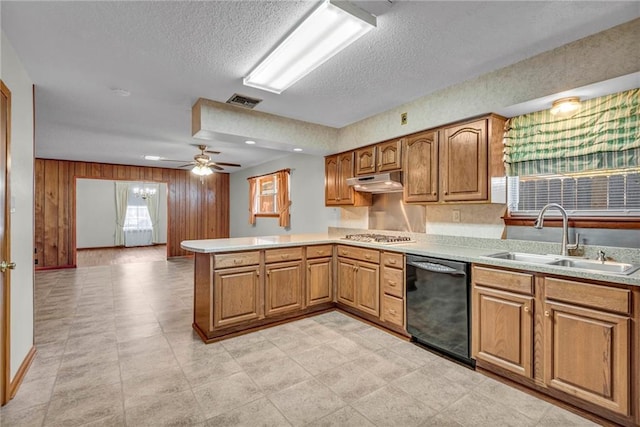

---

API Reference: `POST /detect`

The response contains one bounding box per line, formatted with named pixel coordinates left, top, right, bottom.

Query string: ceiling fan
left=161, top=144, right=241, bottom=175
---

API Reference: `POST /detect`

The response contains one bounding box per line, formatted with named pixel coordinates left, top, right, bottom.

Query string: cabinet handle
left=267, top=271, right=270, bottom=277
left=389, top=259, right=396, bottom=265
left=432, top=192, right=437, bottom=196
left=365, top=255, right=371, bottom=260
left=388, top=281, right=396, bottom=287
left=523, top=306, right=529, bottom=312
left=308, top=265, right=312, bottom=271
left=281, top=254, right=289, bottom=259
left=355, top=266, right=359, bottom=272
left=389, top=309, right=396, bottom=315
left=444, top=191, right=448, bottom=195
left=317, top=251, right=325, bottom=255
left=544, top=310, right=550, bottom=317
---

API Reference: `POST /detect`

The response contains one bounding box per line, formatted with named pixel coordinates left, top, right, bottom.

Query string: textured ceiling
left=2, top=1, right=639, bottom=171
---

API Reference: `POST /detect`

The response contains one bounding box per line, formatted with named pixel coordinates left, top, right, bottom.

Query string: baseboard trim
left=9, top=346, right=36, bottom=399
left=35, top=265, right=76, bottom=271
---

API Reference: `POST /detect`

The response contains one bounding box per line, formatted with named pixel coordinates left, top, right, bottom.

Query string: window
left=503, top=88, right=639, bottom=227
left=123, top=205, right=153, bottom=229
left=248, top=169, right=291, bottom=227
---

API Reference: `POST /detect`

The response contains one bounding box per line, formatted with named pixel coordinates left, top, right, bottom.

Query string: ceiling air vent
left=226, top=93, right=262, bottom=109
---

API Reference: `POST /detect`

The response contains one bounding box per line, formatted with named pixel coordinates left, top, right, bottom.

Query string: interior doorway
left=1, top=80, right=12, bottom=405
left=74, top=178, right=169, bottom=267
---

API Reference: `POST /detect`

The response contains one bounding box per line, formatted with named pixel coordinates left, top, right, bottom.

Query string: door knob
left=0, top=261, right=16, bottom=273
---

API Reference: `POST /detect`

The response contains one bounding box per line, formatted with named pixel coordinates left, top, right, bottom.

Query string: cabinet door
left=440, top=119, right=488, bottom=202
left=355, top=261, right=380, bottom=317
left=381, top=294, right=404, bottom=328
left=544, top=300, right=629, bottom=415
left=307, top=257, right=332, bottom=306
left=337, top=152, right=355, bottom=204
left=214, top=266, right=261, bottom=328
left=337, top=258, right=357, bottom=307
left=355, top=146, right=376, bottom=176
left=403, top=131, right=438, bottom=203
left=265, top=261, right=303, bottom=316
left=325, top=156, right=339, bottom=205
left=472, top=285, right=533, bottom=378
left=377, top=139, right=402, bottom=172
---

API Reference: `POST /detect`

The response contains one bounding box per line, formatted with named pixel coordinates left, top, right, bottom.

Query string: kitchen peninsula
left=182, top=231, right=640, bottom=427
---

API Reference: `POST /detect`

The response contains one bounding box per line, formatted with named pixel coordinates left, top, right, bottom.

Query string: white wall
left=1, top=32, right=35, bottom=380
left=230, top=153, right=334, bottom=237
left=76, top=179, right=168, bottom=248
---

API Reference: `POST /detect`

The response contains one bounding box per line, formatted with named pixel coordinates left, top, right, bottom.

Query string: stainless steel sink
left=483, top=252, right=640, bottom=275
left=548, top=258, right=640, bottom=275
left=483, top=252, right=558, bottom=264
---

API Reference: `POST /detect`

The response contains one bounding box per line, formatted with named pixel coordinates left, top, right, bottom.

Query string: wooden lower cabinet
left=543, top=277, right=631, bottom=416
left=472, top=264, right=637, bottom=426
left=265, top=260, right=303, bottom=316
left=355, top=261, right=380, bottom=317
left=337, top=258, right=357, bottom=307
left=213, top=265, right=261, bottom=328
left=472, top=285, right=533, bottom=377
left=307, top=257, right=333, bottom=306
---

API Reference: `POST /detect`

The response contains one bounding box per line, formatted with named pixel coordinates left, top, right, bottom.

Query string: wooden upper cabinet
left=355, top=146, right=376, bottom=175
left=403, top=131, right=438, bottom=203
left=440, top=119, right=488, bottom=202
left=355, top=139, right=402, bottom=176
left=377, top=139, right=402, bottom=172
left=325, top=153, right=372, bottom=207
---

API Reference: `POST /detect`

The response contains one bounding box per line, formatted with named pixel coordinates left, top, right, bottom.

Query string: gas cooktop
left=342, top=233, right=415, bottom=245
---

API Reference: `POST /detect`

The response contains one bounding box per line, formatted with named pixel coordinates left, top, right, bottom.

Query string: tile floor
left=0, top=258, right=599, bottom=426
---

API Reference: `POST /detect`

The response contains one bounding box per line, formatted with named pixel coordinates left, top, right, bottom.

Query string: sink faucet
left=534, top=203, right=579, bottom=257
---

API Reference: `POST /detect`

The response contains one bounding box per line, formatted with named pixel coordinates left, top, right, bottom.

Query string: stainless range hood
left=346, top=171, right=403, bottom=193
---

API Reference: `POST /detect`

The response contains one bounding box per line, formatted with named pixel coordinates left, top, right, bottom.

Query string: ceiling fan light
left=550, top=97, right=581, bottom=117
left=192, top=165, right=213, bottom=176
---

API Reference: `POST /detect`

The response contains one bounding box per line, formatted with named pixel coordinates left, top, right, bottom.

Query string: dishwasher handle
left=407, top=260, right=467, bottom=277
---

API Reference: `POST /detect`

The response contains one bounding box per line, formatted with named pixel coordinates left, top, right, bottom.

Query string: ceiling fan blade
left=178, top=163, right=194, bottom=168
left=210, top=164, right=224, bottom=171
left=204, top=150, right=221, bottom=155
left=214, top=162, right=241, bottom=167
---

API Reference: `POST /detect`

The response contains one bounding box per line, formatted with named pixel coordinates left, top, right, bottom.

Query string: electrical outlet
left=401, top=112, right=407, bottom=125
left=452, top=210, right=461, bottom=223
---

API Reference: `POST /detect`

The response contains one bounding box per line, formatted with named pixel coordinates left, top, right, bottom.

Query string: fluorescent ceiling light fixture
left=243, top=0, right=376, bottom=94
left=245, top=140, right=256, bottom=145
left=293, top=148, right=303, bottom=152
left=144, top=155, right=161, bottom=161
left=192, top=165, right=213, bottom=176
left=550, top=97, right=581, bottom=118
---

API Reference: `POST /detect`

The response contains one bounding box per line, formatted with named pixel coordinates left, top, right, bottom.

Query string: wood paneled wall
left=34, top=159, right=230, bottom=269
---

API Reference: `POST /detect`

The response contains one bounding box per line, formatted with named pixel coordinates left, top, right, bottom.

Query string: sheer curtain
left=114, top=182, right=129, bottom=246
left=144, top=183, right=161, bottom=243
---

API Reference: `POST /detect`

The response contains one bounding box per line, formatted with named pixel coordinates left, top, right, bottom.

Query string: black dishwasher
left=406, top=254, right=474, bottom=367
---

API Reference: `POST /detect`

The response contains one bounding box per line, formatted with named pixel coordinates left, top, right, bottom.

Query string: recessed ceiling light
left=111, top=88, right=131, bottom=97
left=293, top=148, right=303, bottom=152
left=245, top=140, right=256, bottom=145
left=144, top=155, right=161, bottom=161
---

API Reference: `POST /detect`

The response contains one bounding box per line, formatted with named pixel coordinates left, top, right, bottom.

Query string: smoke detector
left=226, top=93, right=262, bottom=109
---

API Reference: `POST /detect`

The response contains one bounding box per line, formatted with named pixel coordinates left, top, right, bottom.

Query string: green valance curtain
left=504, top=88, right=639, bottom=176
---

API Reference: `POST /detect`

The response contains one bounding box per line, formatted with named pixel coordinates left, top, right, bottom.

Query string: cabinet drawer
left=214, top=251, right=260, bottom=269
left=544, top=277, right=630, bottom=315
left=265, top=247, right=302, bottom=263
left=381, top=252, right=403, bottom=268
left=381, top=294, right=404, bottom=328
left=472, top=265, right=533, bottom=295
left=337, top=245, right=380, bottom=263
left=306, top=245, right=333, bottom=259
left=382, top=266, right=404, bottom=298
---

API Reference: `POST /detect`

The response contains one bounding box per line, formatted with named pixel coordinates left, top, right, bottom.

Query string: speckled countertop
left=181, top=230, right=640, bottom=287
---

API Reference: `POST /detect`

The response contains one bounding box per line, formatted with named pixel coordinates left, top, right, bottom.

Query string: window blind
left=508, top=168, right=640, bottom=216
